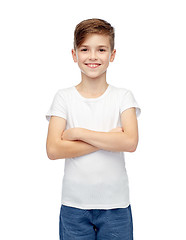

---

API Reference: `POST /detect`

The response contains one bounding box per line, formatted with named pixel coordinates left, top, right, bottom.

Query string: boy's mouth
left=85, top=63, right=101, bottom=69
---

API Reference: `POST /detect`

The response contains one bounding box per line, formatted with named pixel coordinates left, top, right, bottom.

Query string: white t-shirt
left=46, top=84, right=141, bottom=210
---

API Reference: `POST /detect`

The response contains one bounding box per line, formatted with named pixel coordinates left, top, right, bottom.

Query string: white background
left=0, top=0, right=186, bottom=239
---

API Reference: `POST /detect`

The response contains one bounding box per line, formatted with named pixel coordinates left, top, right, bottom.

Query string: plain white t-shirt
left=46, top=84, right=141, bottom=209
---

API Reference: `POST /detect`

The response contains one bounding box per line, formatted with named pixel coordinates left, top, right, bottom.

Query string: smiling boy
left=46, top=18, right=141, bottom=240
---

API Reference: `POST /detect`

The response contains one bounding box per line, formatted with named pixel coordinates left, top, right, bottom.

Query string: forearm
left=50, top=139, right=100, bottom=160
left=78, top=129, right=137, bottom=152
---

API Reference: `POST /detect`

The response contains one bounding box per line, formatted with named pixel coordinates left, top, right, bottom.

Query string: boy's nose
left=89, top=51, right=97, bottom=60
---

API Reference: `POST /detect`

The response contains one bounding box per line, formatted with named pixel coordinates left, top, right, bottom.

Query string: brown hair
left=73, top=18, right=115, bottom=52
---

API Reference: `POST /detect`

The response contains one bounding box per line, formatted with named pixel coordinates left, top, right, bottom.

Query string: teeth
left=87, top=64, right=99, bottom=67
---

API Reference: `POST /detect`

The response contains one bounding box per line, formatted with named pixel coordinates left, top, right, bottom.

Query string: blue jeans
left=59, top=204, right=133, bottom=240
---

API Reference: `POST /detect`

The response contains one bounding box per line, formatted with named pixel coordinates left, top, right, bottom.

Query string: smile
left=85, top=64, right=101, bottom=69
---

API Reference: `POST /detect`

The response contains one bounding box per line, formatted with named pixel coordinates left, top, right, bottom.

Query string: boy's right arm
left=46, top=116, right=100, bottom=160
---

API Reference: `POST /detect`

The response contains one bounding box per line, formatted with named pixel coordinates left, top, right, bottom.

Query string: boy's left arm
left=62, top=107, right=139, bottom=152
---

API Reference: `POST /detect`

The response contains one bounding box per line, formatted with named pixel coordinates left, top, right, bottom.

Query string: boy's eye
left=80, top=48, right=106, bottom=52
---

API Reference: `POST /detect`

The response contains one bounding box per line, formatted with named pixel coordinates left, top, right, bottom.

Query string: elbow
left=46, top=140, right=66, bottom=160
left=46, top=141, right=59, bottom=160
left=47, top=147, right=57, bottom=160
left=128, top=139, right=138, bottom=153
left=129, top=145, right=137, bottom=153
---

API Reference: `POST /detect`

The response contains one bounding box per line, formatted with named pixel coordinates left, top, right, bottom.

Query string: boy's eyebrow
left=80, top=45, right=109, bottom=49
left=98, top=45, right=109, bottom=49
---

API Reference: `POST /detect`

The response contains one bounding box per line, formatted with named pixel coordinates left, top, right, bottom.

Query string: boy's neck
left=76, top=72, right=109, bottom=95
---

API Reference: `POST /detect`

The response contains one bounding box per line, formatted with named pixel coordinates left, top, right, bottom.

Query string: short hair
left=73, top=18, right=115, bottom=52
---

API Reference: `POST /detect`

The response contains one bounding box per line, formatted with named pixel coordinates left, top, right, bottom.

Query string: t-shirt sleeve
left=46, top=90, right=67, bottom=122
left=119, top=90, right=141, bottom=117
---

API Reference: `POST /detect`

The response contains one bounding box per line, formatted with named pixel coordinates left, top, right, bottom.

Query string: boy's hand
left=61, top=128, right=81, bottom=141
left=109, top=127, right=124, bottom=133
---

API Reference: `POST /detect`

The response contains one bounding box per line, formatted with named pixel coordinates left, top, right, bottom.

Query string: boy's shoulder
left=110, top=84, right=130, bottom=95
left=55, top=85, right=74, bottom=96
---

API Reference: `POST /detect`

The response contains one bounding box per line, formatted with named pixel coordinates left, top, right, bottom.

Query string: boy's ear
left=110, top=49, right=116, bottom=62
left=72, top=49, right=78, bottom=63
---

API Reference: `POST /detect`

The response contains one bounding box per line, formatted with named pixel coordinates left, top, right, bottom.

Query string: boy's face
left=72, top=34, right=116, bottom=79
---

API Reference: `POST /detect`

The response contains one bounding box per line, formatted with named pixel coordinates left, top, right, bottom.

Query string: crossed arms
left=46, top=107, right=139, bottom=160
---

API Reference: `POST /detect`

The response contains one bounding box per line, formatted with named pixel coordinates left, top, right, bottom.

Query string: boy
left=46, top=18, right=141, bottom=240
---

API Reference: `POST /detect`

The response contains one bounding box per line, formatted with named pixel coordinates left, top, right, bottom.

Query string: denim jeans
left=59, top=204, right=133, bottom=240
